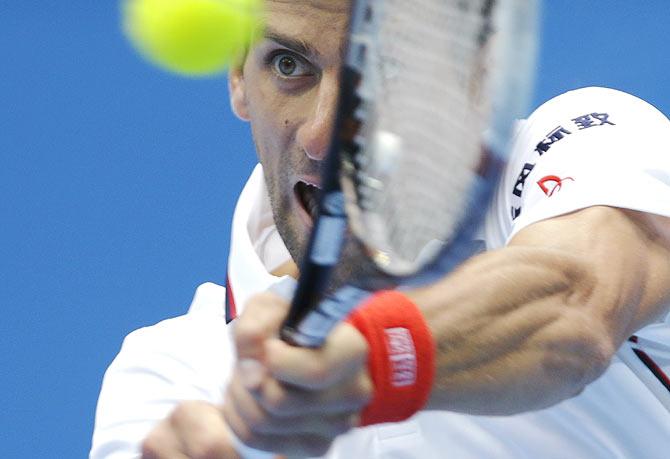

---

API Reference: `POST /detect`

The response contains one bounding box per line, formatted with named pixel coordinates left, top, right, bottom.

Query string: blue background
left=1, top=1, right=668, bottom=457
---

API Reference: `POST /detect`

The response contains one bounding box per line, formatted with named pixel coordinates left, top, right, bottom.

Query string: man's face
left=229, top=0, right=350, bottom=265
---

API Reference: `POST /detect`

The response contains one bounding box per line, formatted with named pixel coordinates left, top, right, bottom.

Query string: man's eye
left=270, top=53, right=312, bottom=77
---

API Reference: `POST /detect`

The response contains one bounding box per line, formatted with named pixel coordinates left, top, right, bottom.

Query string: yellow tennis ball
left=122, top=0, right=264, bottom=77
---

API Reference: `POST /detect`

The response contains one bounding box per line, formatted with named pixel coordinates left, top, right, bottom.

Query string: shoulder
left=511, top=87, right=669, bottom=162
left=95, top=283, right=234, bottom=414
left=530, top=86, right=665, bottom=117
left=483, top=87, right=670, bottom=248
left=512, top=87, right=668, bottom=162
left=117, top=283, right=232, bottom=376
left=524, top=86, right=668, bottom=130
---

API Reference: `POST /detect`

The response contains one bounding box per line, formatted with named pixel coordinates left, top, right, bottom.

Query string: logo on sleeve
left=537, top=175, right=574, bottom=197
left=510, top=111, right=615, bottom=220
left=571, top=112, right=615, bottom=130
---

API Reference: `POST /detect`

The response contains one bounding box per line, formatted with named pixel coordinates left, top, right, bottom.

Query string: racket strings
left=349, top=0, right=496, bottom=274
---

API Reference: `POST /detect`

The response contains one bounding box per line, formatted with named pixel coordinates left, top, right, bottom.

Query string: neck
left=271, top=260, right=300, bottom=279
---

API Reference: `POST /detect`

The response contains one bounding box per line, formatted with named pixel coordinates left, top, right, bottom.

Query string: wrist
left=347, top=290, right=436, bottom=425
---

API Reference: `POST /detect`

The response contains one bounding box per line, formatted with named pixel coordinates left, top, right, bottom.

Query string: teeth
left=297, top=182, right=320, bottom=219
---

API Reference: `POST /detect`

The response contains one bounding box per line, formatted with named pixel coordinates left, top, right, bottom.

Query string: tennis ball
left=122, top=0, right=264, bottom=77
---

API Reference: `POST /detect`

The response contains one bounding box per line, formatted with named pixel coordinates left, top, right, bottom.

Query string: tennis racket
left=281, top=0, right=540, bottom=348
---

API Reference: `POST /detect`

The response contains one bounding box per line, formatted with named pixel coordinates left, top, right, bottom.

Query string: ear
left=228, top=67, right=250, bottom=121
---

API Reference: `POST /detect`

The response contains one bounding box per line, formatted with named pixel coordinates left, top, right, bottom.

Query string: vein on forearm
left=412, top=207, right=670, bottom=415
left=412, top=247, right=609, bottom=414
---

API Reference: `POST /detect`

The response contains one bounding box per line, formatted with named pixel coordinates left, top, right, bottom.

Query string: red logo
left=537, top=175, right=574, bottom=197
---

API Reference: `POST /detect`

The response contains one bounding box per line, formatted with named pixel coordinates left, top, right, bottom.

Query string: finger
left=265, top=322, right=369, bottom=389
left=168, top=401, right=241, bottom=459
left=222, top=399, right=335, bottom=458
left=246, top=431, right=335, bottom=458
left=235, top=292, right=290, bottom=359
left=250, top=434, right=333, bottom=458
left=247, top=409, right=356, bottom=437
left=258, top=434, right=333, bottom=458
left=227, top=373, right=357, bottom=438
left=221, top=387, right=257, bottom=450
left=253, top=413, right=357, bottom=436
left=255, top=371, right=371, bottom=417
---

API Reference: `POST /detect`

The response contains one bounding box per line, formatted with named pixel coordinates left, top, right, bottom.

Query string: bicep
left=509, top=206, right=670, bottom=342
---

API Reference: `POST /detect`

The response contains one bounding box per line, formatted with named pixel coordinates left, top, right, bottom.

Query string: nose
left=296, top=74, right=339, bottom=161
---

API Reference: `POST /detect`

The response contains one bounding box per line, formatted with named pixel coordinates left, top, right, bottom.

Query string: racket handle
left=281, top=286, right=371, bottom=348
left=280, top=191, right=348, bottom=347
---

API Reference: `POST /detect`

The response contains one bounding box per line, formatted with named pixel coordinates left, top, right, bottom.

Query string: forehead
left=258, top=0, right=350, bottom=65
left=263, top=0, right=350, bottom=49
left=265, top=0, right=349, bottom=14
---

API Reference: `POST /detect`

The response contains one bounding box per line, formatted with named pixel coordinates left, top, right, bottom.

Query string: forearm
left=409, top=207, right=670, bottom=415
left=410, top=246, right=608, bottom=414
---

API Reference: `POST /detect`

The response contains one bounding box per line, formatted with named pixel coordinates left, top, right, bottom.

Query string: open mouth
left=294, top=181, right=321, bottom=221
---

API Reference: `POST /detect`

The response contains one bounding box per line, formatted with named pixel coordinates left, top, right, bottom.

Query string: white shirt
left=91, top=87, right=670, bottom=459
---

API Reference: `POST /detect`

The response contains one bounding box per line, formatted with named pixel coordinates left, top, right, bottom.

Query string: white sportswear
left=91, top=87, right=670, bottom=459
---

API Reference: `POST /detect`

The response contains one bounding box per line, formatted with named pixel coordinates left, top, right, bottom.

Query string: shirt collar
left=225, top=164, right=295, bottom=322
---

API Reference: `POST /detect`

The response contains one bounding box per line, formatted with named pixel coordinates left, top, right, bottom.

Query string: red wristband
left=347, top=290, right=436, bottom=425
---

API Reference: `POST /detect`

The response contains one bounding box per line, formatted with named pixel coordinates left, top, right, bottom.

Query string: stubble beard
left=260, top=154, right=397, bottom=294
left=261, top=161, right=305, bottom=265
left=269, top=191, right=396, bottom=293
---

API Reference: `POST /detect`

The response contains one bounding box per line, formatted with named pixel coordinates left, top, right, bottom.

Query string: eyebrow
left=264, top=28, right=321, bottom=59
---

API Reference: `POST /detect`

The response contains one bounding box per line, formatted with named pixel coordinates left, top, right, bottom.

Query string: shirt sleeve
left=483, top=86, right=670, bottom=248
left=89, top=291, right=234, bottom=458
